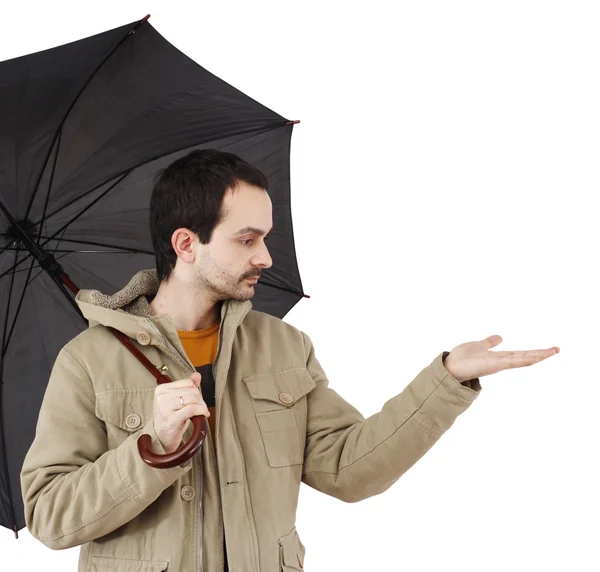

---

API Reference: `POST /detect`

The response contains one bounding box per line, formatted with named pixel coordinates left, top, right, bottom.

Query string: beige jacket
left=20, top=269, right=481, bottom=572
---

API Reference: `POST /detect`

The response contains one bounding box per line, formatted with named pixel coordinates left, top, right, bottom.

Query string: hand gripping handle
left=107, top=326, right=207, bottom=469
left=137, top=414, right=207, bottom=469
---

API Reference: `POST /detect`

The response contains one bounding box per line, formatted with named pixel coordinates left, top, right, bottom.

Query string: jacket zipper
left=145, top=320, right=195, bottom=375
left=211, top=325, right=225, bottom=571
left=145, top=320, right=203, bottom=571
left=146, top=317, right=225, bottom=572
left=212, top=311, right=258, bottom=572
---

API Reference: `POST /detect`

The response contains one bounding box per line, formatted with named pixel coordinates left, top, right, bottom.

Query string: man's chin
left=231, top=285, right=256, bottom=302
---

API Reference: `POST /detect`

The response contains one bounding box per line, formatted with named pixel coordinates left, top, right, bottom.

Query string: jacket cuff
left=440, top=351, right=482, bottom=394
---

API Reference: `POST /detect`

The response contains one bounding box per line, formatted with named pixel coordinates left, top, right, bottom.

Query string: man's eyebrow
left=234, top=227, right=272, bottom=236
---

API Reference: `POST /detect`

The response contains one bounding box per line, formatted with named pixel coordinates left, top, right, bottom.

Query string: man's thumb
left=191, top=372, right=202, bottom=387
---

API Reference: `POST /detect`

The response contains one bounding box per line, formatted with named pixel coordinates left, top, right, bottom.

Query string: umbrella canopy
left=0, top=15, right=306, bottom=536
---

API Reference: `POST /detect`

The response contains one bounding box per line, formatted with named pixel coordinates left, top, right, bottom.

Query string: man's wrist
left=442, top=351, right=473, bottom=387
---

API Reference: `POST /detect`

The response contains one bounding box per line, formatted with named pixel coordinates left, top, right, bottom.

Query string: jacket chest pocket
left=95, top=388, right=155, bottom=449
left=243, top=368, right=316, bottom=468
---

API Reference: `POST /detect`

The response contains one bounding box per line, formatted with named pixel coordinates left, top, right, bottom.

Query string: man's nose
left=253, top=242, right=273, bottom=269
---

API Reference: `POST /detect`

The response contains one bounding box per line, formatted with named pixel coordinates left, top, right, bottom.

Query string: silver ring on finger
left=180, top=395, right=185, bottom=409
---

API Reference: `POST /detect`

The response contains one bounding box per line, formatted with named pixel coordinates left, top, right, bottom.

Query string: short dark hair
left=149, top=149, right=269, bottom=282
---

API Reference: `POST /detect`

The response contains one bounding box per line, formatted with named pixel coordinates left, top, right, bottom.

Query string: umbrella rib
left=41, top=172, right=132, bottom=249
left=0, top=171, right=131, bottom=281
left=1, top=249, right=20, bottom=355
left=0, top=255, right=21, bottom=534
left=3, top=248, right=144, bottom=254
left=259, top=279, right=309, bottom=299
left=23, top=15, right=151, bottom=223
left=7, top=234, right=150, bottom=254
left=50, top=228, right=68, bottom=258
left=36, top=236, right=154, bottom=256
left=36, top=129, right=63, bottom=247
left=3, top=254, right=37, bottom=357
left=0, top=250, right=34, bottom=280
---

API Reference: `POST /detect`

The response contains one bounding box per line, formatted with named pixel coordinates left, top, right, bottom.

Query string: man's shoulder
left=244, top=308, right=298, bottom=330
left=61, top=324, right=117, bottom=360
left=243, top=309, right=306, bottom=342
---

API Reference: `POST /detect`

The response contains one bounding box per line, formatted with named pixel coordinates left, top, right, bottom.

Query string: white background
left=1, top=1, right=598, bottom=570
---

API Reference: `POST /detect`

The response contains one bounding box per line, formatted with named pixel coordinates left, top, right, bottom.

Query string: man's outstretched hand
left=443, top=335, right=560, bottom=383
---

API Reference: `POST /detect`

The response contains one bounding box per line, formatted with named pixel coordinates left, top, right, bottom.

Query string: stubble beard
left=193, top=262, right=255, bottom=302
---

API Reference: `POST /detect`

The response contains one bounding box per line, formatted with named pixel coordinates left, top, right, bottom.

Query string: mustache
left=241, top=271, right=261, bottom=280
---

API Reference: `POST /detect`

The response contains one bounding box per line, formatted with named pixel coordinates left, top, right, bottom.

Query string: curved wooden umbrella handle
left=104, top=326, right=208, bottom=469
left=137, top=415, right=207, bottom=469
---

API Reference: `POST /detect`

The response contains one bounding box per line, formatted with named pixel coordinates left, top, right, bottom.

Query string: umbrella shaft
left=1, top=199, right=79, bottom=296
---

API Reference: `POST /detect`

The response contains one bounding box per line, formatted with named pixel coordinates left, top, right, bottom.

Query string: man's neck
left=149, top=280, right=221, bottom=331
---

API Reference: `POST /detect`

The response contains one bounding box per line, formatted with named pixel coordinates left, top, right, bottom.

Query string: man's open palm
left=444, top=335, right=560, bottom=383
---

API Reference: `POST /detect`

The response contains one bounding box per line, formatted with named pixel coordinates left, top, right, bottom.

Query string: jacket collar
left=75, top=269, right=252, bottom=346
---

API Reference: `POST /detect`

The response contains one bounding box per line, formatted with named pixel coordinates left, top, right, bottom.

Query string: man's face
left=190, top=181, right=273, bottom=301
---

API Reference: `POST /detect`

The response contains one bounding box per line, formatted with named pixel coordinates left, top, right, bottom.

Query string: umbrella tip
left=142, top=14, right=151, bottom=23
left=287, top=120, right=301, bottom=125
left=13, top=524, right=18, bottom=539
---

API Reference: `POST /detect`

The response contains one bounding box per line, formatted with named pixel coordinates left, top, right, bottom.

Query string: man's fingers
left=176, top=396, right=210, bottom=415
left=496, top=347, right=560, bottom=368
left=173, top=403, right=211, bottom=424
left=173, top=386, right=205, bottom=399
left=170, top=390, right=209, bottom=414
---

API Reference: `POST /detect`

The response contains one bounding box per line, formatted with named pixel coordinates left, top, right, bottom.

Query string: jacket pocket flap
left=243, top=368, right=316, bottom=406
left=278, top=526, right=306, bottom=570
left=89, top=556, right=169, bottom=571
left=95, top=388, right=155, bottom=431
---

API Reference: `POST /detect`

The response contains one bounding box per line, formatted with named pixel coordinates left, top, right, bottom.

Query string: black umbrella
left=0, top=15, right=308, bottom=538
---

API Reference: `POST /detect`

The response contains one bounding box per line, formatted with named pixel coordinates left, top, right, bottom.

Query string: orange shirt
left=177, top=324, right=219, bottom=441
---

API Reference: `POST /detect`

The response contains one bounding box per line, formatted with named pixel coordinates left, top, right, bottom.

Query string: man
left=20, top=149, right=559, bottom=571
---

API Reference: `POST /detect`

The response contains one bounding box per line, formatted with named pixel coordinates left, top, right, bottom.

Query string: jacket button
left=180, top=485, right=196, bottom=501
left=279, top=392, right=293, bottom=405
left=136, top=332, right=151, bottom=345
left=125, top=414, right=141, bottom=429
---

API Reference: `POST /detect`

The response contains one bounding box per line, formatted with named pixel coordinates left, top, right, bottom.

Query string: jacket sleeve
left=300, top=333, right=481, bottom=503
left=20, top=347, right=192, bottom=550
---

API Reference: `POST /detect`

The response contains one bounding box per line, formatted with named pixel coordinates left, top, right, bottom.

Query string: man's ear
left=171, top=228, right=196, bottom=263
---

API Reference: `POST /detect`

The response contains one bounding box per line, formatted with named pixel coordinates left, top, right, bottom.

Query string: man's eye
left=241, top=239, right=253, bottom=246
